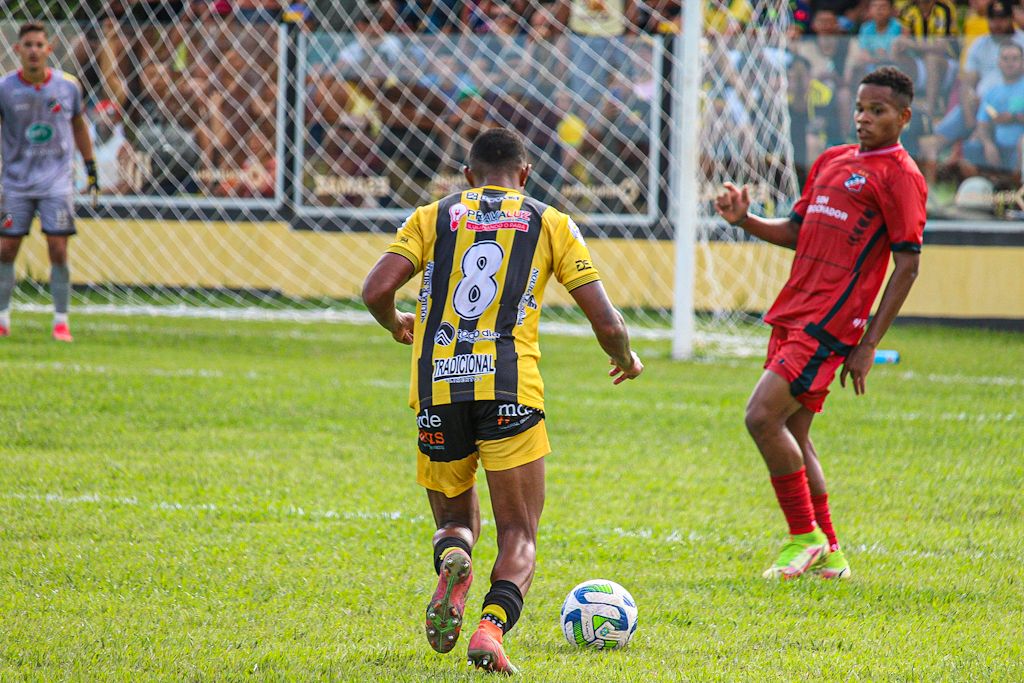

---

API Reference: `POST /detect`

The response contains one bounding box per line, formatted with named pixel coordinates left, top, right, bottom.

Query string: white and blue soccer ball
left=560, top=579, right=638, bottom=649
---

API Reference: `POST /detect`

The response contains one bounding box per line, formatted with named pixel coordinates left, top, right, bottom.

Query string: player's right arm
left=549, top=213, right=642, bottom=384
left=570, top=281, right=643, bottom=385
left=715, top=182, right=800, bottom=249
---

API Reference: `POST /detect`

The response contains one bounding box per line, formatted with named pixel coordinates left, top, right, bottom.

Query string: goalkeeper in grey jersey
left=0, top=21, right=97, bottom=342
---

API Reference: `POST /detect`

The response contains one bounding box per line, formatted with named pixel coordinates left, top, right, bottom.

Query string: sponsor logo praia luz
left=432, top=353, right=496, bottom=383
left=449, top=202, right=531, bottom=232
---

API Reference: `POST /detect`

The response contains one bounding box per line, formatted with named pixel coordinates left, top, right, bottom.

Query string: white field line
left=0, top=360, right=248, bottom=380
left=888, top=411, right=1020, bottom=423
left=11, top=316, right=383, bottom=345
left=897, top=370, right=1024, bottom=388
left=0, top=492, right=430, bottom=523
left=1, top=492, right=1007, bottom=561
left=13, top=303, right=678, bottom=342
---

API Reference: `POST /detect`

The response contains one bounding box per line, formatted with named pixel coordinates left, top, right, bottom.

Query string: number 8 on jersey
left=453, top=242, right=505, bottom=320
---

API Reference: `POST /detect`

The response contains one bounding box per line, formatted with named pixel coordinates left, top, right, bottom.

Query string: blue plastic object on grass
left=874, top=350, right=900, bottom=364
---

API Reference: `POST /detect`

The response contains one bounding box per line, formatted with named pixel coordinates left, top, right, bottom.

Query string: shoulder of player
left=820, top=143, right=859, bottom=164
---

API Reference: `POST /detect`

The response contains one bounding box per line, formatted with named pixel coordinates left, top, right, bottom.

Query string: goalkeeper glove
left=84, top=159, right=99, bottom=201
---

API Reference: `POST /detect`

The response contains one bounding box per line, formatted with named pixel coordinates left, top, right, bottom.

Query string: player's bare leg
left=0, top=236, right=24, bottom=336
left=467, top=457, right=545, bottom=674
left=745, top=370, right=805, bottom=476
left=787, top=408, right=850, bottom=579
left=746, top=371, right=829, bottom=578
left=425, top=487, right=479, bottom=653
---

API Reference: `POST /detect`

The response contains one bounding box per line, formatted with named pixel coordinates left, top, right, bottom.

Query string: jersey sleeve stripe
left=790, top=210, right=804, bottom=224
left=891, top=241, right=922, bottom=253
left=385, top=245, right=420, bottom=271
left=563, top=272, right=601, bottom=292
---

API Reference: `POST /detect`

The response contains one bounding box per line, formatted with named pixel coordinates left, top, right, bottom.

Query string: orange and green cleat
left=467, top=621, right=518, bottom=675
left=814, top=547, right=852, bottom=580
left=762, top=528, right=830, bottom=580
left=425, top=548, right=473, bottom=653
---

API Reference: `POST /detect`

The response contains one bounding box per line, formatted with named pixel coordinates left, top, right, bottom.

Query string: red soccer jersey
left=765, top=143, right=927, bottom=351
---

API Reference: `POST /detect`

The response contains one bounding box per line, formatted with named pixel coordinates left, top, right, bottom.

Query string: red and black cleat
left=425, top=549, right=473, bottom=653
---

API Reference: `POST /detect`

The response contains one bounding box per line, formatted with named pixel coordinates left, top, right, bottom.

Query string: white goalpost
left=0, top=0, right=800, bottom=357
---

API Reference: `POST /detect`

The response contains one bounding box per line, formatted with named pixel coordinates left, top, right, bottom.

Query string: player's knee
left=744, top=403, right=777, bottom=440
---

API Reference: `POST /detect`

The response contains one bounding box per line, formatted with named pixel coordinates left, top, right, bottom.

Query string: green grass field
left=1, top=312, right=1022, bottom=681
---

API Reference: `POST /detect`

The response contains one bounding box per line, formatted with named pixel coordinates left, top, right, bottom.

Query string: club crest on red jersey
left=844, top=173, right=867, bottom=193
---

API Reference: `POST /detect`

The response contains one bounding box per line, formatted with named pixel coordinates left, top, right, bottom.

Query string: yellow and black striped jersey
left=386, top=185, right=600, bottom=412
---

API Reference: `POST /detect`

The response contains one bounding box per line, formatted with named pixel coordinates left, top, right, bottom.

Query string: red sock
left=812, top=493, right=839, bottom=550
left=770, top=468, right=817, bottom=536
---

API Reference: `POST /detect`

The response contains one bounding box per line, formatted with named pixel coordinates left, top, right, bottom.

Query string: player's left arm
left=841, top=251, right=920, bottom=395
left=840, top=167, right=926, bottom=395
left=72, top=112, right=98, bottom=196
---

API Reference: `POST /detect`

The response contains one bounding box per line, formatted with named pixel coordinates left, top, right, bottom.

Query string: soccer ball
left=560, top=579, right=638, bottom=649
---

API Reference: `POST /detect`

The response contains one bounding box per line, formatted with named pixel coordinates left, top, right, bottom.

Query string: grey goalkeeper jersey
left=0, top=69, right=83, bottom=196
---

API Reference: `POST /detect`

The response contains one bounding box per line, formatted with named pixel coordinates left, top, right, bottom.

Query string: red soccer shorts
left=764, top=326, right=846, bottom=413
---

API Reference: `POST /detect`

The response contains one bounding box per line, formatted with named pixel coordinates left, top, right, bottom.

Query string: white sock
left=53, top=312, right=68, bottom=326
left=0, top=308, right=9, bottom=328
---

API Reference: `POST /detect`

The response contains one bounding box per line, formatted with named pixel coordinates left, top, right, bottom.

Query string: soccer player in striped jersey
left=0, top=22, right=98, bottom=341
left=363, top=128, right=643, bottom=673
left=715, top=67, right=926, bottom=581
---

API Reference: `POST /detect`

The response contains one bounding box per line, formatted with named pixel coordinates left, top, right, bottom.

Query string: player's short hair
left=860, top=66, right=914, bottom=107
left=468, top=128, right=528, bottom=175
left=18, top=21, right=47, bottom=39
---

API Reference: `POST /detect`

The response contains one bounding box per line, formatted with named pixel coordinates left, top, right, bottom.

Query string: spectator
left=844, top=0, right=903, bottom=85
left=216, top=131, right=277, bottom=198
left=128, top=60, right=203, bottom=194
left=894, top=0, right=958, bottom=121
left=129, top=0, right=188, bottom=24
left=282, top=1, right=318, bottom=31
left=523, top=12, right=566, bottom=130
left=556, top=0, right=640, bottom=125
left=705, top=0, right=753, bottom=37
left=77, top=100, right=137, bottom=194
left=795, top=9, right=852, bottom=157
left=234, top=0, right=281, bottom=23
left=69, top=7, right=130, bottom=106
left=920, top=0, right=1024, bottom=185
left=811, top=0, right=869, bottom=32
left=960, top=0, right=993, bottom=67
left=961, top=41, right=1024, bottom=183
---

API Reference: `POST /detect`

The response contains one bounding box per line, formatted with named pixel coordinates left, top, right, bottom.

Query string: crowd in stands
left=775, top=0, right=1024, bottom=204
left=8, top=0, right=1021, bottom=214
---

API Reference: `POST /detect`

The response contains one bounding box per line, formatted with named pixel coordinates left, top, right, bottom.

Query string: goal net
left=0, top=0, right=798, bottom=355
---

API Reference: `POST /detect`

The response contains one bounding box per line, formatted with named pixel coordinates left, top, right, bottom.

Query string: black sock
left=481, top=580, right=524, bottom=634
left=432, top=536, right=472, bottom=575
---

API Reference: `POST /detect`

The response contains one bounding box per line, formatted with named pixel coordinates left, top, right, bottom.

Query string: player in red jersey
left=715, top=66, right=926, bottom=580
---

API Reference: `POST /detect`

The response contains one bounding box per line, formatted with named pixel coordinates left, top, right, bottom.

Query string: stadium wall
left=11, top=219, right=1024, bottom=321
